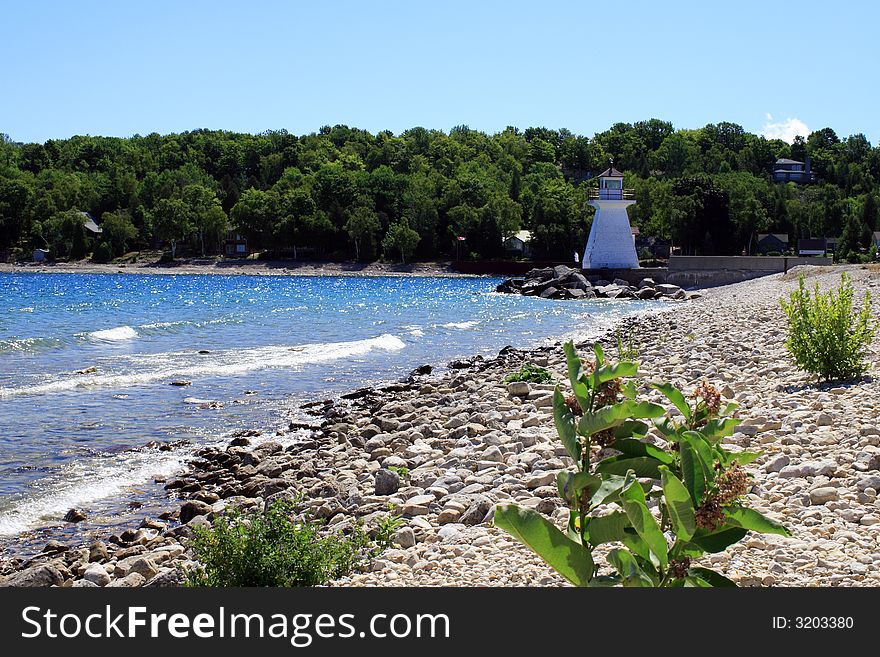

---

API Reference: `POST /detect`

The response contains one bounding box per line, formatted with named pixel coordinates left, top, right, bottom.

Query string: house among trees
left=502, top=230, right=532, bottom=258
left=635, top=235, right=671, bottom=259
left=772, top=157, right=815, bottom=184
left=79, top=211, right=103, bottom=235
left=756, top=233, right=790, bottom=254
left=224, top=232, right=248, bottom=257
left=872, top=231, right=880, bottom=256
left=797, top=237, right=837, bottom=256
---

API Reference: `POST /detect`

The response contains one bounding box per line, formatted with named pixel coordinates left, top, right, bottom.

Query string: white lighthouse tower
left=582, top=162, right=639, bottom=269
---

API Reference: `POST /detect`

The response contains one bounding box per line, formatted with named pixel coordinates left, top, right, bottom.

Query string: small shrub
left=184, top=500, right=368, bottom=587
left=91, top=242, right=113, bottom=263
left=387, top=465, right=409, bottom=479
left=374, top=512, right=404, bottom=550
left=494, top=341, right=789, bottom=587
left=614, top=329, right=640, bottom=361
left=504, top=363, right=553, bottom=384
left=780, top=272, right=876, bottom=382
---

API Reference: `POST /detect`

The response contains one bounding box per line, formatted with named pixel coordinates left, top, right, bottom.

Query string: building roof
left=504, top=230, right=532, bottom=243
left=797, top=238, right=827, bottom=250
left=80, top=211, right=103, bottom=234
left=598, top=166, right=624, bottom=178
left=775, top=158, right=804, bottom=165
left=872, top=231, right=880, bottom=244
left=757, top=233, right=790, bottom=243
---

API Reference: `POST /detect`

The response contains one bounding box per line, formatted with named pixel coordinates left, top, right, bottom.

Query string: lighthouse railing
left=589, top=189, right=635, bottom=200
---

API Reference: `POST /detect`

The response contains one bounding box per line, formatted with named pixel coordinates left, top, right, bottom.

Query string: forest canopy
left=1, top=120, right=878, bottom=263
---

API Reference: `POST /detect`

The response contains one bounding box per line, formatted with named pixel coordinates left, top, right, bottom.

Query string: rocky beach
left=2, top=264, right=879, bottom=588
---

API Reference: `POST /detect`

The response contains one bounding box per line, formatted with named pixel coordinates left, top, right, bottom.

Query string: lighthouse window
left=605, top=179, right=622, bottom=189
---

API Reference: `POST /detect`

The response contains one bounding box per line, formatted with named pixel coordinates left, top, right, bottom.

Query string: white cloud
left=761, top=114, right=809, bottom=143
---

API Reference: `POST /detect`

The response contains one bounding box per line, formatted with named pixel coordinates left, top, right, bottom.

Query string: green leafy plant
left=387, top=465, right=410, bottom=479
left=184, top=500, right=368, bottom=587
left=504, top=363, right=553, bottom=384
left=374, top=511, right=405, bottom=550
left=494, top=340, right=789, bottom=587
left=615, top=328, right=640, bottom=362
left=780, top=272, right=876, bottom=382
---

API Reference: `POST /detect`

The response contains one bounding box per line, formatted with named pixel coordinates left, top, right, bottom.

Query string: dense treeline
left=1, top=120, right=878, bottom=263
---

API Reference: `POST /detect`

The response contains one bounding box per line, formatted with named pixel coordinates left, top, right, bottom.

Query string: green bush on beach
left=504, top=363, right=553, bottom=384
left=780, top=272, right=876, bottom=383
left=184, top=500, right=368, bottom=587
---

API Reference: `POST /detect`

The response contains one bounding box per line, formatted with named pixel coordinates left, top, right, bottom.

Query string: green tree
left=230, top=188, right=274, bottom=251
left=861, top=193, right=878, bottom=231
left=344, top=205, right=381, bottom=261
left=149, top=197, right=191, bottom=258
left=274, top=186, right=317, bottom=258
left=100, top=210, right=138, bottom=257
left=182, top=184, right=227, bottom=255
left=837, top=211, right=872, bottom=262
left=382, top=220, right=420, bottom=263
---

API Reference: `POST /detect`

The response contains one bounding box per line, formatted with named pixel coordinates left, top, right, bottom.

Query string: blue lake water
left=0, top=272, right=654, bottom=547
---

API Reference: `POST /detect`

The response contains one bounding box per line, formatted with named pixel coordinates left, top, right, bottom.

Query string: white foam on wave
left=438, top=320, right=479, bottom=330
left=0, top=426, right=304, bottom=536
left=0, top=334, right=406, bottom=399
left=0, top=449, right=185, bottom=536
left=88, top=326, right=138, bottom=341
left=139, top=318, right=234, bottom=332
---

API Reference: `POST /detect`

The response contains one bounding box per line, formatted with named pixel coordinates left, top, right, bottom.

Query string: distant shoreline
left=0, top=259, right=479, bottom=278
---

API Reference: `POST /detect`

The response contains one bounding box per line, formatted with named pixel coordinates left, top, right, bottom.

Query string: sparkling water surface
left=0, top=272, right=654, bottom=550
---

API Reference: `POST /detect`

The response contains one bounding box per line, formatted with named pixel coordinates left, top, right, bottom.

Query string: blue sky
left=2, top=0, right=877, bottom=144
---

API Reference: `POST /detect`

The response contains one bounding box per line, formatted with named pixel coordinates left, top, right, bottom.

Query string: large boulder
left=553, top=264, right=576, bottom=279
left=63, top=508, right=87, bottom=523
left=1, top=564, right=64, bottom=587
left=82, top=563, right=111, bottom=587
left=561, top=271, right=591, bottom=290
left=179, top=500, right=213, bottom=524
left=374, top=468, right=401, bottom=495
left=524, top=267, right=555, bottom=282
left=459, top=496, right=493, bottom=526
left=655, top=283, right=683, bottom=297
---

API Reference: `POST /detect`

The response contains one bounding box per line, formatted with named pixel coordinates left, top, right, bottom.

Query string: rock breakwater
left=496, top=265, right=693, bottom=301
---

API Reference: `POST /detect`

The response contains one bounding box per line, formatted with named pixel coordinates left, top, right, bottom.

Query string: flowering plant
left=495, top=340, right=789, bottom=587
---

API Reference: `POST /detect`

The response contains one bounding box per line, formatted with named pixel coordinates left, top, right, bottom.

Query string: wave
left=0, top=449, right=185, bottom=537
left=0, top=428, right=305, bottom=537
left=438, top=320, right=479, bottom=330
left=87, top=326, right=139, bottom=341
left=138, top=317, right=238, bottom=334
left=0, top=334, right=406, bottom=399
left=0, top=336, right=64, bottom=354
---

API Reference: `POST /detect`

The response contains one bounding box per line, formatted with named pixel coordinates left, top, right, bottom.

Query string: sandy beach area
left=2, top=264, right=879, bottom=587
